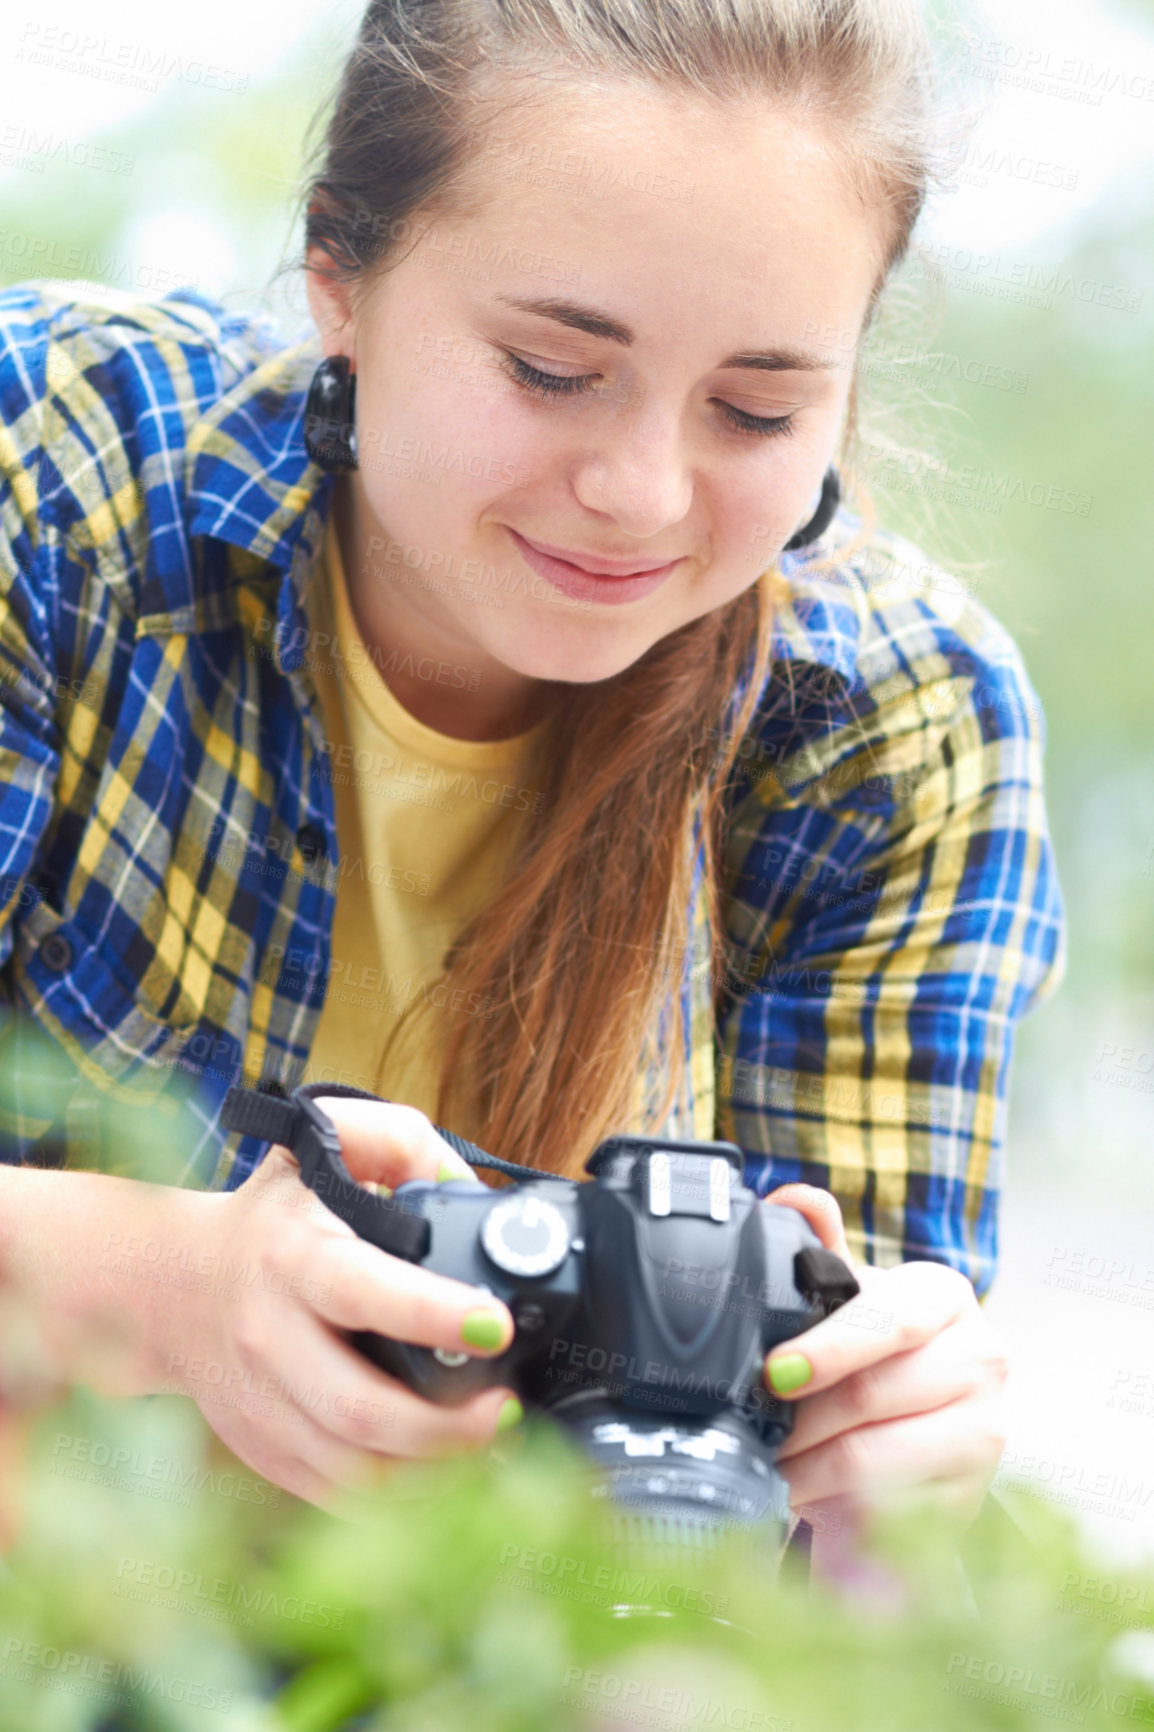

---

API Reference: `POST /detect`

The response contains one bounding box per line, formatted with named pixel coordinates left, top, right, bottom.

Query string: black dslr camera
left=222, top=1083, right=859, bottom=1532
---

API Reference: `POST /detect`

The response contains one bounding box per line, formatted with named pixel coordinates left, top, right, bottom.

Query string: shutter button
left=41, top=933, right=73, bottom=972
left=296, top=823, right=325, bottom=865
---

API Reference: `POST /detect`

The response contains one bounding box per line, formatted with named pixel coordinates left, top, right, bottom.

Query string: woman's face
left=306, top=79, right=891, bottom=725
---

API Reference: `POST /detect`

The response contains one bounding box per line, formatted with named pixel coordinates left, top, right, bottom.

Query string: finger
left=911, top=1470, right=997, bottom=1524
left=765, top=1260, right=977, bottom=1399
left=334, top=1393, right=525, bottom=1512
left=777, top=1395, right=1005, bottom=1508
left=341, top=1377, right=519, bottom=1466
left=306, top=1233, right=516, bottom=1357
left=195, top=1395, right=381, bottom=1513
left=762, top=1184, right=852, bottom=1263
left=776, top=1315, right=994, bottom=1461
left=308, top=1096, right=482, bottom=1189
left=227, top=1301, right=519, bottom=1463
left=236, top=1439, right=339, bottom=1512
left=844, top=1469, right=996, bottom=1525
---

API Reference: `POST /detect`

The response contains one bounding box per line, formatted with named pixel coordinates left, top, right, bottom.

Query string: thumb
left=310, top=1096, right=484, bottom=1190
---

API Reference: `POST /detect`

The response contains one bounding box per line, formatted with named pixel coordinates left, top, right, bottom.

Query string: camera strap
left=220, top=1080, right=564, bottom=1261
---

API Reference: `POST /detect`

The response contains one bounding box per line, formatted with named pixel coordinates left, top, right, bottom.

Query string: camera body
left=219, top=1085, right=859, bottom=1531
left=353, top=1133, right=860, bottom=1527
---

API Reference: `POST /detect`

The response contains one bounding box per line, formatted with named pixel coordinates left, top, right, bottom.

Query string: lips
left=507, top=527, right=681, bottom=607
left=514, top=530, right=680, bottom=578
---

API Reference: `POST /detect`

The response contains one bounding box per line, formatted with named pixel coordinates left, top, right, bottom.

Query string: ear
left=304, top=242, right=357, bottom=361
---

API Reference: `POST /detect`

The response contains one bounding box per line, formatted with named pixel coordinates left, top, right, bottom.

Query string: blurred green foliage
left=2, top=1385, right=1153, bottom=1732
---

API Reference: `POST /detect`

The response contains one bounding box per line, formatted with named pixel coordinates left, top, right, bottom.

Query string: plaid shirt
left=0, top=281, right=1064, bottom=1292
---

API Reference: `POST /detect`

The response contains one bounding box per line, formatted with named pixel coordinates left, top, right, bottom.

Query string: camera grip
left=349, top=1327, right=519, bottom=1406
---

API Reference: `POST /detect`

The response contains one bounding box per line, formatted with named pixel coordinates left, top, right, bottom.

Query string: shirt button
left=296, top=823, right=325, bottom=865
left=41, top=933, right=74, bottom=973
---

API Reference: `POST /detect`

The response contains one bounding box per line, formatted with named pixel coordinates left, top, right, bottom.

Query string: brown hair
left=294, top=0, right=937, bottom=1177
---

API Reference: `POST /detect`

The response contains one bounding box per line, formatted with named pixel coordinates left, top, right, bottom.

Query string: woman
left=0, top=0, right=1063, bottom=1545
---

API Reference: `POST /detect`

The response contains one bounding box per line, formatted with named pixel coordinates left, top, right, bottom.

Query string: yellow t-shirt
left=299, top=513, right=546, bottom=1141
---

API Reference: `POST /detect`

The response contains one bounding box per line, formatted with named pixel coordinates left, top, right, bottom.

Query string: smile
left=507, top=528, right=683, bottom=606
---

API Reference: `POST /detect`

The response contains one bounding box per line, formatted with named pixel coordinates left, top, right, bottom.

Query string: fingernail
left=495, top=1396, right=523, bottom=1432
left=437, top=1155, right=479, bottom=1184
left=767, top=1353, right=813, bottom=1395
left=461, top=1308, right=508, bottom=1351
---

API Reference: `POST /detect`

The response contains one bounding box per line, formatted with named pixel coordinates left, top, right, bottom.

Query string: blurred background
left=1, top=0, right=1151, bottom=1562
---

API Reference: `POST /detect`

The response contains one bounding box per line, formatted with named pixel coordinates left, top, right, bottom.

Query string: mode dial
left=481, top=1194, right=571, bottom=1279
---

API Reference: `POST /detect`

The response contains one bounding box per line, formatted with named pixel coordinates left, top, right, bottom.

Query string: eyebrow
left=491, top=292, right=833, bottom=372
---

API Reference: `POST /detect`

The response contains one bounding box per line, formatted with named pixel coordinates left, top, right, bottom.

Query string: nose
left=568, top=396, right=695, bottom=540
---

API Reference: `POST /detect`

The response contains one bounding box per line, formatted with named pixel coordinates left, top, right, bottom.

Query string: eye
left=714, top=403, right=796, bottom=439
left=502, top=352, right=797, bottom=439
left=502, top=353, right=598, bottom=398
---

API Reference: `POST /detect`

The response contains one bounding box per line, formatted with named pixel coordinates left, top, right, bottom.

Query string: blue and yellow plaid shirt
left=0, top=282, right=1064, bottom=1293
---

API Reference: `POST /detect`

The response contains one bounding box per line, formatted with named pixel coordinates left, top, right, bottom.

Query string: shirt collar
left=183, top=331, right=333, bottom=673
left=182, top=336, right=865, bottom=689
left=769, top=528, right=869, bottom=688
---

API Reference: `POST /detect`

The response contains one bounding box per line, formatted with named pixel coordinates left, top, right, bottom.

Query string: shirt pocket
left=3, top=893, right=206, bottom=1099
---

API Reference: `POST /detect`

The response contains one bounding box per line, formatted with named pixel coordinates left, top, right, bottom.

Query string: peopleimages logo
left=114, top=1557, right=345, bottom=1630
left=0, top=1638, right=232, bottom=1712
left=995, top=1452, right=1153, bottom=1523
left=0, top=229, right=196, bottom=291
left=945, top=1651, right=1154, bottom=1720
left=866, top=450, right=1093, bottom=515
left=0, top=124, right=136, bottom=175
left=919, top=242, right=1141, bottom=313
left=961, top=31, right=1154, bottom=104
left=49, top=1433, right=280, bottom=1507
left=1058, top=1569, right=1152, bottom=1628
left=13, top=22, right=248, bottom=93
left=496, top=1545, right=730, bottom=1617
left=559, top=1669, right=792, bottom=1729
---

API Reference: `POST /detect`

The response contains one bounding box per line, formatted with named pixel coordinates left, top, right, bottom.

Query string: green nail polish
left=461, top=1308, right=507, bottom=1351
left=767, top=1353, right=813, bottom=1395
left=496, top=1396, right=523, bottom=1432
left=437, top=1157, right=478, bottom=1184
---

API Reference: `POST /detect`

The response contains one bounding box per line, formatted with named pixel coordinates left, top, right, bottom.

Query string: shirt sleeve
left=0, top=287, right=85, bottom=1162
left=715, top=613, right=1065, bottom=1297
left=0, top=291, right=59, bottom=968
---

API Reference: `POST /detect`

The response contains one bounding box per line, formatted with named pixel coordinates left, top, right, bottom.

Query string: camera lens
left=544, top=1391, right=791, bottom=1537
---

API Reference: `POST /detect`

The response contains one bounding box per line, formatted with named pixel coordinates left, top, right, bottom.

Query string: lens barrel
left=547, top=1390, right=792, bottom=1536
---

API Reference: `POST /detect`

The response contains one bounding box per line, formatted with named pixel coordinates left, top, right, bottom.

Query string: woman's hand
left=762, top=1185, right=1009, bottom=1533
left=153, top=1097, right=522, bottom=1510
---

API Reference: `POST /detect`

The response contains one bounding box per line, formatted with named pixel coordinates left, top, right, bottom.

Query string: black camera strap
left=219, top=1080, right=563, bottom=1262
